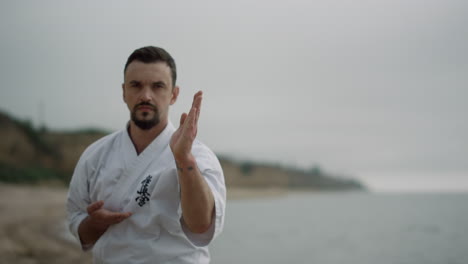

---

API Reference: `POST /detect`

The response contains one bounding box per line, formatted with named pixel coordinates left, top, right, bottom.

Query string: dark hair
left=124, top=46, right=177, bottom=86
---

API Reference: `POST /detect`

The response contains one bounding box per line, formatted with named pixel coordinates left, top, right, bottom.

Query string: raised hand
left=169, top=90, right=214, bottom=233
left=170, top=91, right=202, bottom=162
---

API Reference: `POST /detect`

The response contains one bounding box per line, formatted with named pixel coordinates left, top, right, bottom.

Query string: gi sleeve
left=66, top=152, right=92, bottom=250
left=180, top=145, right=226, bottom=247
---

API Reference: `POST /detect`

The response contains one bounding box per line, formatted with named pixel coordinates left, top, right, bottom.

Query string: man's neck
left=128, top=120, right=168, bottom=155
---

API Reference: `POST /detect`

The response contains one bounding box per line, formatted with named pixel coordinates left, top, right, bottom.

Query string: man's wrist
left=78, top=216, right=102, bottom=248
left=175, top=154, right=196, bottom=172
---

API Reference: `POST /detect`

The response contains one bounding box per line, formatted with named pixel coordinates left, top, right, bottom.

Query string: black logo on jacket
left=135, top=175, right=152, bottom=207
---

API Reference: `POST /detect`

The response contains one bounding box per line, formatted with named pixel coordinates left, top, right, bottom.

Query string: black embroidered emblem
left=135, top=175, right=152, bottom=207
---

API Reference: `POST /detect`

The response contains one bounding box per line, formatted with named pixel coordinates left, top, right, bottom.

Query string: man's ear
left=170, top=86, right=180, bottom=105
left=122, top=83, right=127, bottom=103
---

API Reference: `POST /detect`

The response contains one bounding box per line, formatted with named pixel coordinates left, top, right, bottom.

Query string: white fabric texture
left=66, top=122, right=226, bottom=264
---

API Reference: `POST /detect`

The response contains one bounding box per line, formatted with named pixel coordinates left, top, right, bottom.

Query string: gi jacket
left=67, top=122, right=226, bottom=264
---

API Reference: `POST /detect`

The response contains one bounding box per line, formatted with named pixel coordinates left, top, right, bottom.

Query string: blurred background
left=0, top=0, right=467, bottom=263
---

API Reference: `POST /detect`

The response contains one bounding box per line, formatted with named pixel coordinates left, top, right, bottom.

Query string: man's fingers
left=182, top=91, right=202, bottom=129
left=103, top=211, right=132, bottom=224
left=175, top=91, right=202, bottom=141
left=179, top=113, right=188, bottom=127
left=191, top=90, right=202, bottom=108
left=115, top=212, right=132, bottom=223
left=87, top=200, right=104, bottom=214
left=185, top=105, right=197, bottom=130
left=117, top=212, right=133, bottom=223
left=194, top=91, right=202, bottom=111
left=195, top=93, right=202, bottom=124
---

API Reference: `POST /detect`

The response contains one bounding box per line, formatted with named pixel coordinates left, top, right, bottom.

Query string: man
left=67, top=46, right=226, bottom=264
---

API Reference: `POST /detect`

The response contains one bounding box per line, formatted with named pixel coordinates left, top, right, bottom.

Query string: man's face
left=122, top=61, right=179, bottom=130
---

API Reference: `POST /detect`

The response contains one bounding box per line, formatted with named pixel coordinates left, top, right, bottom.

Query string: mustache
left=134, top=102, right=157, bottom=111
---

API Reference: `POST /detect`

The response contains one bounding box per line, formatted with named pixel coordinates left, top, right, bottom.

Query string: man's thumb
left=87, top=200, right=104, bottom=214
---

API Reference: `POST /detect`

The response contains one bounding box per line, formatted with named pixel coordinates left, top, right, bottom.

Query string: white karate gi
left=66, top=122, right=226, bottom=264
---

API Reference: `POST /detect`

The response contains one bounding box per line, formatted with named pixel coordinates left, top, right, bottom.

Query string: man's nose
left=139, top=87, right=152, bottom=102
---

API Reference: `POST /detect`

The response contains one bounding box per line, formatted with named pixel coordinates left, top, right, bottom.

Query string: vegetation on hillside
left=0, top=110, right=365, bottom=190
left=0, top=161, right=67, bottom=184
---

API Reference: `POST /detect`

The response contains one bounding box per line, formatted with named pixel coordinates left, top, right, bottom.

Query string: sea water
left=210, top=192, right=468, bottom=264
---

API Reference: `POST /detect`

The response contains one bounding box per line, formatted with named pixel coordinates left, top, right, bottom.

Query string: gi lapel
left=107, top=122, right=176, bottom=212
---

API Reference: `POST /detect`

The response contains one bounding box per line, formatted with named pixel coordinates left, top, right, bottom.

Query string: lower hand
left=86, top=201, right=132, bottom=231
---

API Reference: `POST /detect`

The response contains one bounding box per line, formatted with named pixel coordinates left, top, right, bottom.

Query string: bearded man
left=67, top=46, right=226, bottom=264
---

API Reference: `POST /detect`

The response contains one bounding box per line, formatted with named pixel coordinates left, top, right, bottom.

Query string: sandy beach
left=0, top=184, right=286, bottom=264
left=0, top=184, right=92, bottom=264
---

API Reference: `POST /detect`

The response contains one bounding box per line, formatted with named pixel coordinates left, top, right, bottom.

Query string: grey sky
left=1, top=0, right=467, bottom=189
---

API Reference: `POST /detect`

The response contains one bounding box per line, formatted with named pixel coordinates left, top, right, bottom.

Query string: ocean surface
left=210, top=192, right=468, bottom=264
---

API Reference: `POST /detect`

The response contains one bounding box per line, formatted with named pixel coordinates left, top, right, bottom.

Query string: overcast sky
left=1, top=0, right=467, bottom=190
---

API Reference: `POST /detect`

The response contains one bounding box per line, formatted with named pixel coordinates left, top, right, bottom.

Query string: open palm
left=170, top=91, right=202, bottom=161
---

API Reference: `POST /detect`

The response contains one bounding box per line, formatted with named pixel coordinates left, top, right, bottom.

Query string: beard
left=131, top=103, right=160, bottom=130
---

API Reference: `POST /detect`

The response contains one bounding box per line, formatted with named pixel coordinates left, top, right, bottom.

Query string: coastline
left=0, top=184, right=289, bottom=263
left=227, top=187, right=288, bottom=200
